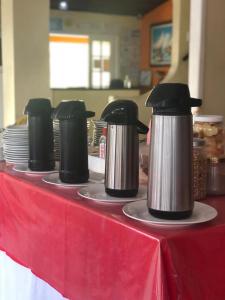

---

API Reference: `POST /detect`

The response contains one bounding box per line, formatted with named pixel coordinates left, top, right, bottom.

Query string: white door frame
left=188, top=0, right=207, bottom=99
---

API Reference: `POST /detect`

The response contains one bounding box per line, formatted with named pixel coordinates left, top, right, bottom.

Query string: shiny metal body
left=105, top=125, right=139, bottom=190
left=148, top=115, right=193, bottom=212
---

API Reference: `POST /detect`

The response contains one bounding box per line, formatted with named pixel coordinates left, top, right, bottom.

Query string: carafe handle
left=137, top=120, right=149, bottom=134
left=86, top=111, right=95, bottom=118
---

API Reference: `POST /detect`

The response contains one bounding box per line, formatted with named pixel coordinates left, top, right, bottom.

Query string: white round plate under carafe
left=122, top=200, right=217, bottom=227
left=42, top=171, right=104, bottom=187
left=78, top=184, right=147, bottom=204
left=13, top=164, right=58, bottom=175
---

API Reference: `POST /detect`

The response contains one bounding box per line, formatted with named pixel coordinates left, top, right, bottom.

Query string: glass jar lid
left=194, top=115, right=224, bottom=123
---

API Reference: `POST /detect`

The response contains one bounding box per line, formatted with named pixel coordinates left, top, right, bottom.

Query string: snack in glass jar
left=207, top=156, right=225, bottom=195
left=193, top=115, right=224, bottom=158
left=193, top=138, right=207, bottom=200
left=139, top=144, right=148, bottom=185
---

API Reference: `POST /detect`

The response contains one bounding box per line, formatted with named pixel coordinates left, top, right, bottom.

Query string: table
left=0, top=164, right=225, bottom=300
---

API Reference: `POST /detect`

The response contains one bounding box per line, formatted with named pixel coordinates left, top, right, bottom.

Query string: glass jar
left=207, top=156, right=225, bottom=195
left=193, top=138, right=207, bottom=200
left=193, top=115, right=224, bottom=158
left=99, top=127, right=107, bottom=159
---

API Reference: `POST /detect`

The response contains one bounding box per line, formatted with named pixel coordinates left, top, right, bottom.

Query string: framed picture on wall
left=150, top=22, right=172, bottom=66
left=140, top=70, right=152, bottom=86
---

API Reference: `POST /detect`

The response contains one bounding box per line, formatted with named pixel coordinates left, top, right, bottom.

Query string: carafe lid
left=146, top=83, right=202, bottom=115
left=101, top=99, right=148, bottom=134
left=24, top=98, right=52, bottom=116
left=101, top=99, right=138, bottom=125
left=53, top=100, right=95, bottom=120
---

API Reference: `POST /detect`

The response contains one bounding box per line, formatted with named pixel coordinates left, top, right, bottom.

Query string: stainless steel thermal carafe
left=101, top=100, right=148, bottom=197
left=146, top=83, right=202, bottom=219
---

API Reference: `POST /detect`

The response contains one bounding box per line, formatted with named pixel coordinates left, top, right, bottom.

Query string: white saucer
left=13, top=164, right=58, bottom=174
left=5, top=125, right=28, bottom=130
left=78, top=184, right=147, bottom=204
left=6, top=159, right=28, bottom=164
left=122, top=200, right=217, bottom=227
left=42, top=171, right=104, bottom=187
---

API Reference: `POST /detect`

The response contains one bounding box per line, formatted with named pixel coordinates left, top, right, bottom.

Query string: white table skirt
left=0, top=251, right=68, bottom=300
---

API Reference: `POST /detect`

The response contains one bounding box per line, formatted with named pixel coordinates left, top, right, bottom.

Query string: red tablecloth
left=0, top=165, right=225, bottom=300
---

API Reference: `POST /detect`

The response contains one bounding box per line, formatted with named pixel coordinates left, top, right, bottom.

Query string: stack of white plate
left=92, top=120, right=107, bottom=146
left=3, top=125, right=29, bottom=164
left=53, top=120, right=60, bottom=161
left=0, top=129, right=4, bottom=161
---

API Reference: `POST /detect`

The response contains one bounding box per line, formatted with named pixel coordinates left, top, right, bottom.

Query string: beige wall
left=188, top=0, right=206, bottom=100
left=1, top=0, right=15, bottom=125
left=1, top=0, right=51, bottom=126
left=201, top=0, right=225, bottom=116
left=163, top=0, right=190, bottom=84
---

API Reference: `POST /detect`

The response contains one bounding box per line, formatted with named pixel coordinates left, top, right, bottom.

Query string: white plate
left=4, top=140, right=28, bottom=143
left=4, top=132, right=28, bottom=136
left=6, top=125, right=28, bottom=130
left=13, top=164, right=58, bottom=174
left=4, top=151, right=28, bottom=155
left=4, top=143, right=28, bottom=146
left=122, top=200, right=218, bottom=227
left=6, top=159, right=28, bottom=163
left=4, top=149, right=29, bottom=153
left=4, top=131, right=28, bottom=134
left=4, top=147, right=28, bottom=150
left=6, top=160, right=28, bottom=164
left=78, top=184, right=147, bottom=203
left=5, top=158, right=28, bottom=162
left=4, top=131, right=27, bottom=133
left=3, top=138, right=28, bottom=142
left=4, top=133, right=28, bottom=136
left=42, top=171, right=104, bottom=187
left=5, top=156, right=28, bottom=160
left=4, top=152, right=28, bottom=156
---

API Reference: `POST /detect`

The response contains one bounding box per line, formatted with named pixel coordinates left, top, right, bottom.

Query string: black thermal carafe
left=101, top=100, right=148, bottom=197
left=24, top=98, right=55, bottom=171
left=53, top=100, right=95, bottom=183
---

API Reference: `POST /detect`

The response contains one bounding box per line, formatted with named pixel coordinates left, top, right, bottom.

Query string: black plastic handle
left=190, top=98, right=202, bottom=107
left=137, top=120, right=149, bottom=134
left=86, top=111, right=95, bottom=118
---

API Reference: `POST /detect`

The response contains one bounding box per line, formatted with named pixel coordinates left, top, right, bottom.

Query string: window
left=49, top=34, right=115, bottom=89
left=49, top=34, right=89, bottom=88
left=91, top=40, right=111, bottom=88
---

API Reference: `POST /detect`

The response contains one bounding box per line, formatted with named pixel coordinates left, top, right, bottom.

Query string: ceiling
left=50, top=0, right=166, bottom=16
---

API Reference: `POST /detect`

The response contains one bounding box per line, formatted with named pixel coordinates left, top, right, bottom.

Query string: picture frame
left=140, top=70, right=152, bottom=87
left=150, top=22, right=172, bottom=66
